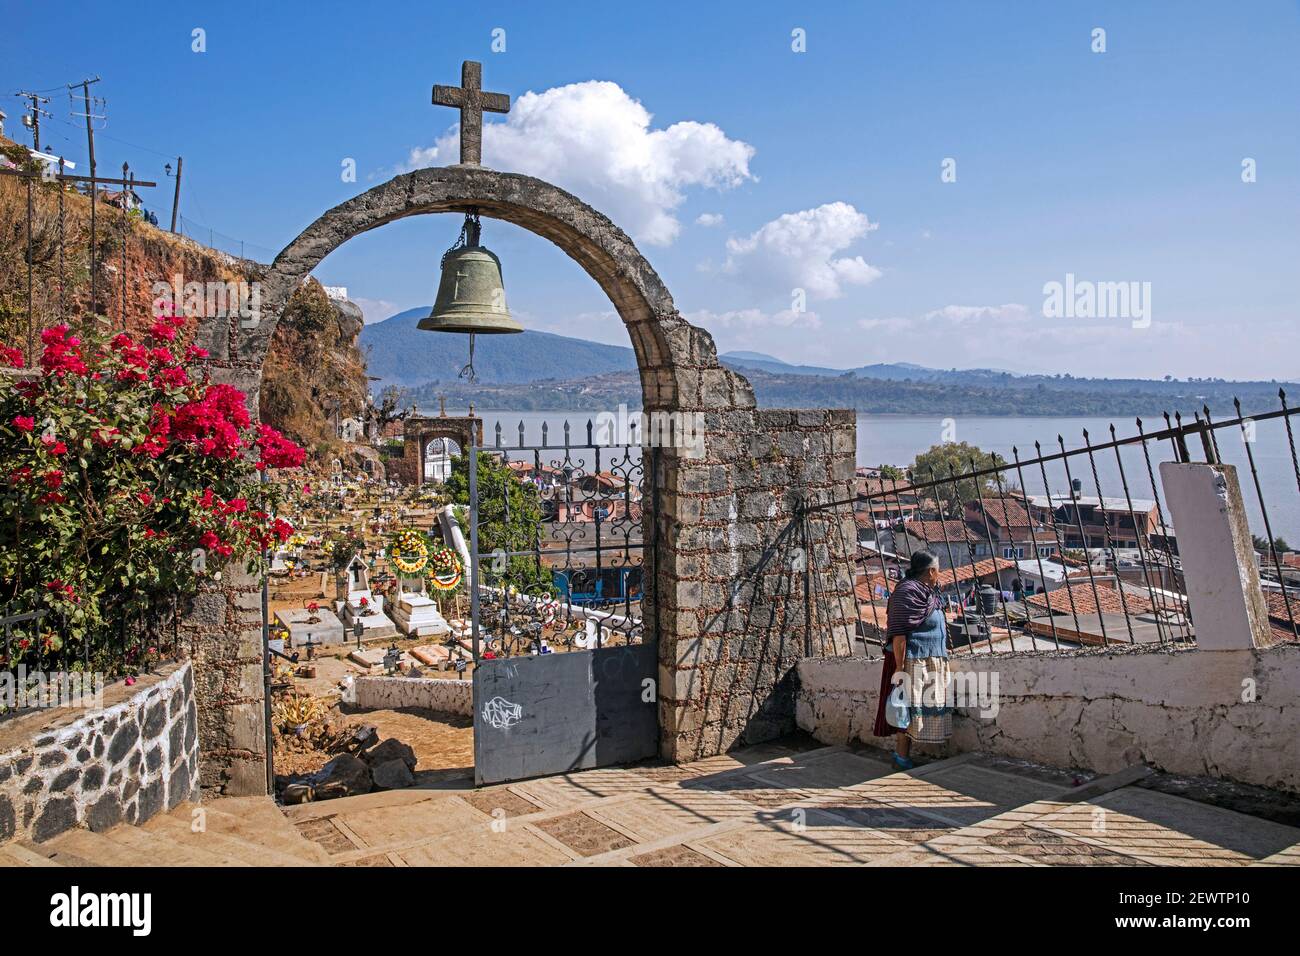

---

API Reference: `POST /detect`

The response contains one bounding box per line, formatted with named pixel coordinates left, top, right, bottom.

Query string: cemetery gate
left=467, top=418, right=659, bottom=786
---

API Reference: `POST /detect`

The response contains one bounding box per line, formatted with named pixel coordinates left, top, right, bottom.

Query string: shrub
left=0, top=315, right=304, bottom=675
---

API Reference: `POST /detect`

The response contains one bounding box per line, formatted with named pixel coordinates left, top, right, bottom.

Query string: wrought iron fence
left=467, top=418, right=654, bottom=659
left=1, top=597, right=179, bottom=713
left=836, top=392, right=1300, bottom=658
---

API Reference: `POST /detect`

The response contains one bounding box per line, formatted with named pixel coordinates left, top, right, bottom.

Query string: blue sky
left=4, top=0, right=1298, bottom=379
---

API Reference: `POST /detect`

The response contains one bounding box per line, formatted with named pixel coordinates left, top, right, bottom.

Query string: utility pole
left=69, top=76, right=103, bottom=314
left=13, top=91, right=51, bottom=151
left=167, top=155, right=182, bottom=233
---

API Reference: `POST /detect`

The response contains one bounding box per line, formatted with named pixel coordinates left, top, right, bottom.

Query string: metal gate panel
left=466, top=419, right=659, bottom=787
left=472, top=641, right=657, bottom=786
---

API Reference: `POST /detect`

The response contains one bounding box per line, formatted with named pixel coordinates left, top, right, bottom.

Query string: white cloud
left=351, top=297, right=402, bottom=323
left=686, top=307, right=821, bottom=330
left=413, top=81, right=755, bottom=247
left=695, top=212, right=724, bottom=227
left=405, top=145, right=441, bottom=168
left=723, top=202, right=881, bottom=299
left=922, top=303, right=1033, bottom=324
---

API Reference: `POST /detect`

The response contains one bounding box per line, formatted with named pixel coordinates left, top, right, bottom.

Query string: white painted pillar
left=1159, top=462, right=1274, bottom=650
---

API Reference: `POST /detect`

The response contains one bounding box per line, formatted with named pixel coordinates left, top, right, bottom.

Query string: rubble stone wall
left=796, top=645, right=1300, bottom=793
left=0, top=662, right=199, bottom=844
left=352, top=676, right=473, bottom=715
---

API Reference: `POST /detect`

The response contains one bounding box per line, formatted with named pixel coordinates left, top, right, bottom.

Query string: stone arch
left=242, top=165, right=755, bottom=415
left=401, top=412, right=482, bottom=487
left=192, top=163, right=857, bottom=792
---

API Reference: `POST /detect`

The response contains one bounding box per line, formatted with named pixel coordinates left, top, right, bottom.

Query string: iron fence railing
left=1, top=597, right=179, bottom=713
left=837, top=392, right=1300, bottom=658
left=467, top=418, right=654, bottom=659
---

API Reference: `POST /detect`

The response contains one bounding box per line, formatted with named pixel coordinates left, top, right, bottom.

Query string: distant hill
left=359, top=307, right=636, bottom=389
left=719, top=351, right=1020, bottom=382
left=360, top=313, right=1027, bottom=390
left=363, top=310, right=1296, bottom=415
left=401, top=367, right=1294, bottom=418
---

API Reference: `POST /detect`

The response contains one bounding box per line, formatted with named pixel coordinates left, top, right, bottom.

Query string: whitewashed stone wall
left=0, top=662, right=200, bottom=844
left=796, top=645, right=1300, bottom=794
left=353, top=676, right=472, bottom=716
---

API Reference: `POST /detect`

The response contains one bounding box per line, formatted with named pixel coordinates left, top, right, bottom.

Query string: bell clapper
left=459, top=332, right=477, bottom=383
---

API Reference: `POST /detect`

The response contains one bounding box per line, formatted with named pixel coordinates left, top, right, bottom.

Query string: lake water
left=468, top=410, right=1300, bottom=544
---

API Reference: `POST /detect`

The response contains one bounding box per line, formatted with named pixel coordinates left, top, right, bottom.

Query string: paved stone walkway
left=282, top=742, right=1300, bottom=867
left=7, top=740, right=1298, bottom=866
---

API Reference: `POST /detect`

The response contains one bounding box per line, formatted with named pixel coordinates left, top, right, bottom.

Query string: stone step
left=0, top=842, right=66, bottom=867
left=141, top=809, right=323, bottom=867
left=98, top=821, right=250, bottom=866
left=195, top=798, right=334, bottom=865
left=5, top=796, right=331, bottom=868
left=281, top=785, right=457, bottom=823
left=37, top=829, right=143, bottom=867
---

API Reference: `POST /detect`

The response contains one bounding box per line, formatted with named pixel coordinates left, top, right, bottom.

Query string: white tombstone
left=390, top=574, right=451, bottom=638
left=339, top=417, right=363, bottom=442
left=336, top=553, right=396, bottom=641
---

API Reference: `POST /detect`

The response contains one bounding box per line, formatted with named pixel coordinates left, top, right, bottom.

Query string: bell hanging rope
left=419, top=209, right=522, bottom=382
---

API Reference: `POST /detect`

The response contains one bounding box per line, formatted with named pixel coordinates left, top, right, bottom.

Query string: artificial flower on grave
left=389, top=528, right=429, bottom=575
left=426, top=544, right=463, bottom=592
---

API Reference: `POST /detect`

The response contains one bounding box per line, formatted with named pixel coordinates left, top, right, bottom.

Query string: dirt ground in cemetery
left=266, top=491, right=639, bottom=790
left=269, top=496, right=478, bottom=784
left=274, top=698, right=475, bottom=782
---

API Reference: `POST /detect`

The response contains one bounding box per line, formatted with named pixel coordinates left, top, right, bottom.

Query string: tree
left=444, top=452, right=551, bottom=592
left=878, top=463, right=904, bottom=480
left=910, top=442, right=1009, bottom=517
left=374, top=385, right=406, bottom=433
left=1253, top=534, right=1291, bottom=555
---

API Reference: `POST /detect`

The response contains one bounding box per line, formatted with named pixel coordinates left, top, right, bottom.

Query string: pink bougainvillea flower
left=253, top=424, right=305, bottom=469
left=12, top=415, right=34, bottom=432
left=148, top=319, right=178, bottom=342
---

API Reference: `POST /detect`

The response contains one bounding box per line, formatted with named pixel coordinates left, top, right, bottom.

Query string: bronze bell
left=418, top=213, right=523, bottom=335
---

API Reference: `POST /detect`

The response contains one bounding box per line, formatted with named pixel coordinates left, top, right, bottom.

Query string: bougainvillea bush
left=0, top=315, right=304, bottom=675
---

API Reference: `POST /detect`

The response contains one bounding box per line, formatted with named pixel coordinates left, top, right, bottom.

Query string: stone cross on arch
left=432, top=60, right=510, bottom=166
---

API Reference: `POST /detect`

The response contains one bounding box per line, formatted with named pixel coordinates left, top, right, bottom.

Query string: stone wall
left=658, top=408, right=859, bottom=762
left=795, top=644, right=1300, bottom=794
left=352, top=676, right=472, bottom=715
left=0, top=662, right=200, bottom=844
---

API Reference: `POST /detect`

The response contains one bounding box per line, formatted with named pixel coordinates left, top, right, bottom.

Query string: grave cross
left=432, top=60, right=509, bottom=165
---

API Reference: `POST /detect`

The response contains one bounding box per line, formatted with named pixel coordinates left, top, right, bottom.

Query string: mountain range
left=360, top=308, right=1040, bottom=389
left=358, top=306, right=1295, bottom=415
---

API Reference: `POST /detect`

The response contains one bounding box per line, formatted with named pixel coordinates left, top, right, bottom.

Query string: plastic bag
left=885, top=680, right=911, bottom=730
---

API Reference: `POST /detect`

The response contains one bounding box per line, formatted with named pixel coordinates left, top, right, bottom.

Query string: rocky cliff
left=0, top=136, right=369, bottom=467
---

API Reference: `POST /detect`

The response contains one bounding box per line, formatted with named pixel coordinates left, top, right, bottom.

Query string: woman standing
left=872, top=550, right=953, bottom=769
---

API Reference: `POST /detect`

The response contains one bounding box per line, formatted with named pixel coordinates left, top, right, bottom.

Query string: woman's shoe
left=892, top=754, right=915, bottom=771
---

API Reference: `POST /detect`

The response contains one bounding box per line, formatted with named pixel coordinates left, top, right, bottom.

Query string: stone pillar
left=1159, top=461, right=1275, bottom=650
left=657, top=406, right=859, bottom=762
left=179, top=332, right=271, bottom=797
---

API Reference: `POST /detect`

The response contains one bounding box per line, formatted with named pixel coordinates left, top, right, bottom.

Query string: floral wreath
left=389, top=528, right=429, bottom=575
left=427, top=544, right=463, bottom=591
